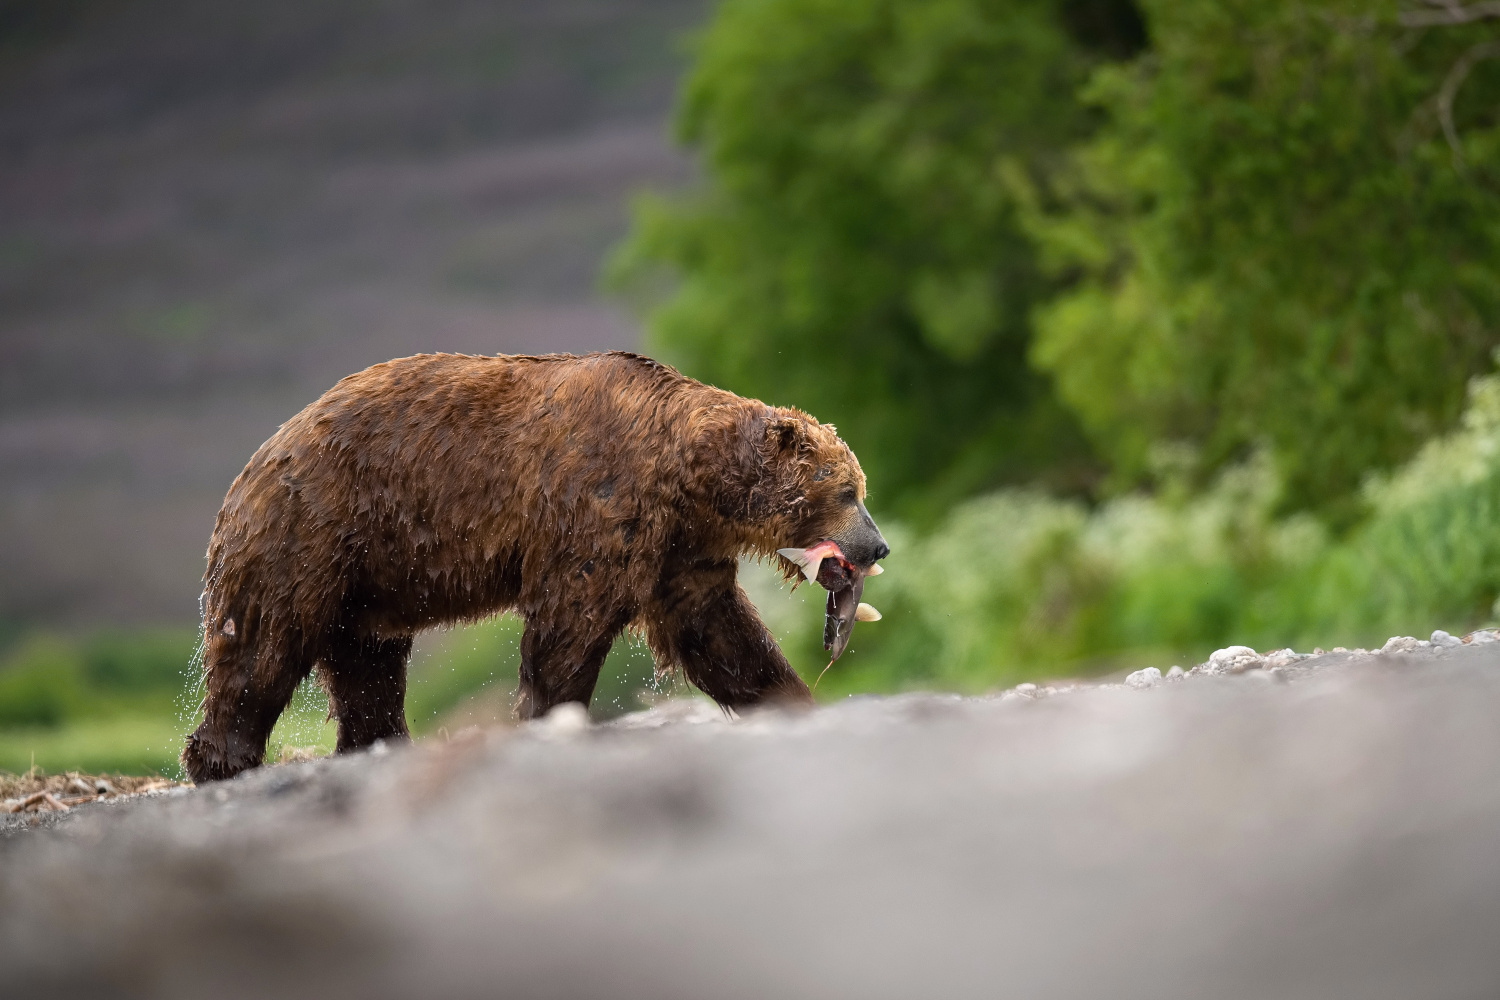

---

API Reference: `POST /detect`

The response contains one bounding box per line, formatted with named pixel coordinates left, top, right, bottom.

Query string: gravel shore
left=4, top=638, right=1499, bottom=999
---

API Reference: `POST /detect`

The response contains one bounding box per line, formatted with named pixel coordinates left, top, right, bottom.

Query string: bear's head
left=720, top=406, right=889, bottom=570
left=770, top=415, right=887, bottom=568
left=722, top=406, right=889, bottom=659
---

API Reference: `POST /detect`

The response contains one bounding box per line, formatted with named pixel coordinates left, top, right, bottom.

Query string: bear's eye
left=813, top=463, right=834, bottom=482
left=839, top=486, right=857, bottom=504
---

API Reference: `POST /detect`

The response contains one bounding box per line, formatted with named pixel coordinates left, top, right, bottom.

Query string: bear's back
left=210, top=351, right=737, bottom=598
left=245, top=351, right=700, bottom=496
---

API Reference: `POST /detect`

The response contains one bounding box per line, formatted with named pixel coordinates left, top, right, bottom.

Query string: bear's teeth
left=855, top=603, right=881, bottom=622
left=865, top=563, right=884, bottom=576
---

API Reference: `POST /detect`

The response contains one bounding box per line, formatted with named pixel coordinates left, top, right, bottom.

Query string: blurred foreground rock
left=3, top=644, right=1499, bottom=999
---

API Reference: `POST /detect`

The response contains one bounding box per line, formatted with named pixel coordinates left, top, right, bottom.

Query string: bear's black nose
left=873, top=540, right=890, bottom=562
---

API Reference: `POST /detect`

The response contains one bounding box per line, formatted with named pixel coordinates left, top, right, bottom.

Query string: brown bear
left=182, top=351, right=889, bottom=782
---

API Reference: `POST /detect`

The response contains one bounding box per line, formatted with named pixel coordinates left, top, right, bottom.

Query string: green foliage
left=0, top=630, right=195, bottom=729
left=1285, top=373, right=1500, bottom=639
left=618, top=0, right=1500, bottom=522
left=1028, top=0, right=1500, bottom=517
left=0, top=630, right=198, bottom=774
left=0, top=716, right=186, bottom=776
left=406, top=614, right=666, bottom=729
left=606, top=0, right=1500, bottom=695
left=801, top=374, right=1500, bottom=694
left=0, top=637, right=85, bottom=727
left=803, top=455, right=1315, bottom=691
left=406, top=615, right=525, bottom=729
left=611, top=0, right=1150, bottom=518
left=79, top=629, right=197, bottom=692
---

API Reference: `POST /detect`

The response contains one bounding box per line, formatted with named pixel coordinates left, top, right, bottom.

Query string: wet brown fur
left=183, top=352, right=873, bottom=782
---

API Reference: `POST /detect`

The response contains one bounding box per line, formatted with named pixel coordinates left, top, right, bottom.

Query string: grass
left=0, top=716, right=186, bottom=776
left=0, top=628, right=199, bottom=775
left=0, top=611, right=685, bottom=777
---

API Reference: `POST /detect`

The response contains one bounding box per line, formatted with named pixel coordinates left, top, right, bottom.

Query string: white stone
left=536, top=702, right=591, bottom=737
left=1209, top=645, right=1257, bottom=667
left=1206, top=645, right=1261, bottom=674
left=1166, top=665, right=1185, bottom=679
left=1125, top=667, right=1163, bottom=689
left=1431, top=629, right=1463, bottom=648
left=1469, top=630, right=1500, bottom=644
left=1382, top=635, right=1418, bottom=654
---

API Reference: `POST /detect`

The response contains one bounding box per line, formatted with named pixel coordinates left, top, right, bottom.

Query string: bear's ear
left=765, top=415, right=805, bottom=455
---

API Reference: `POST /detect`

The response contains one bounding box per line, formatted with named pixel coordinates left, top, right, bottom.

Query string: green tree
left=1027, top=0, right=1500, bottom=520
left=612, top=0, right=1147, bottom=520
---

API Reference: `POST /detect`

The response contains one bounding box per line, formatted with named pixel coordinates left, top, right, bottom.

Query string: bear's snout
left=837, top=502, right=888, bottom=568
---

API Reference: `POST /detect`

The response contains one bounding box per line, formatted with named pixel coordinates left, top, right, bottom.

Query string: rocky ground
left=3, top=637, right=1500, bottom=999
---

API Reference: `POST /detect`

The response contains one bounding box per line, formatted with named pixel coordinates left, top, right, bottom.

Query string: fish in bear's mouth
left=777, top=540, right=883, bottom=662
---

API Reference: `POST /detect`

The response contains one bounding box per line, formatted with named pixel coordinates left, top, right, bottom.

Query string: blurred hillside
left=0, top=0, right=703, bottom=628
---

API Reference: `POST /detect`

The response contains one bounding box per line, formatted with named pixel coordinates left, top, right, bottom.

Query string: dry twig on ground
left=1, top=770, right=180, bottom=814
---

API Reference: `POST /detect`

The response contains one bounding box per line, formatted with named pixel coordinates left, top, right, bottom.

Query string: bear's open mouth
left=777, top=541, right=882, bottom=662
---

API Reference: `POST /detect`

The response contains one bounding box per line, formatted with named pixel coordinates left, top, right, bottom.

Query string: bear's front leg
left=647, top=560, right=813, bottom=710
left=183, top=628, right=314, bottom=783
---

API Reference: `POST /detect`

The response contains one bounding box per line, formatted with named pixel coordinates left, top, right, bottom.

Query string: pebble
left=1209, top=645, right=1257, bottom=665
left=1125, top=667, right=1162, bottom=689
left=1206, top=646, right=1261, bottom=674
left=535, top=702, right=591, bottom=738
left=1431, top=629, right=1464, bottom=648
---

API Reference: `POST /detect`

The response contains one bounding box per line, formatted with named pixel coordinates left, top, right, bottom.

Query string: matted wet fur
left=183, top=352, right=887, bottom=783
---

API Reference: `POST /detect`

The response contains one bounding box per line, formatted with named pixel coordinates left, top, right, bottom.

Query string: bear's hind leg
left=515, top=614, right=628, bottom=720
left=320, top=634, right=414, bottom=753
left=184, top=631, right=313, bottom=783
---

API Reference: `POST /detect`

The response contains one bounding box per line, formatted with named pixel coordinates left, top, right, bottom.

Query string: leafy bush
left=1284, top=374, right=1500, bottom=642
left=1018, top=0, right=1500, bottom=518
left=798, top=375, right=1500, bottom=694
